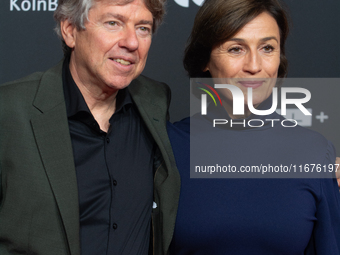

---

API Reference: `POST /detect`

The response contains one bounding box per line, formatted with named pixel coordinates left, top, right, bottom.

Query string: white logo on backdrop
left=174, top=0, right=204, bottom=8
left=10, top=0, right=57, bottom=11
left=11, top=0, right=203, bottom=11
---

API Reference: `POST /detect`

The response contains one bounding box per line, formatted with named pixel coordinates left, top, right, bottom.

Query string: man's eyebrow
left=138, top=20, right=153, bottom=26
left=102, top=13, right=153, bottom=26
left=103, top=13, right=126, bottom=20
left=229, top=36, right=279, bottom=43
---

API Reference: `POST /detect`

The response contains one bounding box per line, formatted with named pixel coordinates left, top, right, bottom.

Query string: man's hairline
left=78, top=0, right=153, bottom=30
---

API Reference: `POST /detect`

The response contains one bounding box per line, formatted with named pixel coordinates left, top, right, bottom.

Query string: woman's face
left=204, top=12, right=281, bottom=115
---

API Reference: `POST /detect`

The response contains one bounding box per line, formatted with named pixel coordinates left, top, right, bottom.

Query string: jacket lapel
left=129, top=79, right=172, bottom=160
left=129, top=77, right=181, bottom=254
left=31, top=62, right=80, bottom=255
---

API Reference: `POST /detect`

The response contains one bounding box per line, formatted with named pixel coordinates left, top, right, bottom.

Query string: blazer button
left=113, top=180, right=117, bottom=186
left=112, top=223, right=118, bottom=229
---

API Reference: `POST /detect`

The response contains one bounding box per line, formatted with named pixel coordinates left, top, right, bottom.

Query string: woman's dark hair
left=183, top=0, right=289, bottom=78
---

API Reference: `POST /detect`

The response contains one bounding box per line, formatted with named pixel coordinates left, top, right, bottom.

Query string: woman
left=167, top=0, right=340, bottom=254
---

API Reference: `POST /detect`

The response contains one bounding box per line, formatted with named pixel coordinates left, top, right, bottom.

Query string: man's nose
left=243, top=51, right=262, bottom=75
left=118, top=27, right=139, bottom=51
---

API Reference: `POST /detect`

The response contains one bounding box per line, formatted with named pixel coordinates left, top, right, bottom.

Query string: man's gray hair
left=54, top=0, right=93, bottom=56
left=54, top=0, right=166, bottom=56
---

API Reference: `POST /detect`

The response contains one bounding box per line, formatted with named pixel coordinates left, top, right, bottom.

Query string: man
left=0, top=0, right=180, bottom=254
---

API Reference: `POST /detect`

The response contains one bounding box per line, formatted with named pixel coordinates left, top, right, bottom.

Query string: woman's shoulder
left=167, top=118, right=190, bottom=165
left=167, top=117, right=190, bottom=134
left=269, top=117, right=336, bottom=170
left=281, top=122, right=332, bottom=150
left=167, top=117, right=190, bottom=152
left=268, top=112, right=331, bottom=150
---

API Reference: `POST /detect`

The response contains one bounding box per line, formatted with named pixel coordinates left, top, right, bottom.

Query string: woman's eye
left=228, top=47, right=242, bottom=54
left=262, top=45, right=274, bottom=52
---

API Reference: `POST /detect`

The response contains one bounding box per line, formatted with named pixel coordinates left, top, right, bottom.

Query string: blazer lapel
left=128, top=76, right=175, bottom=171
left=31, top=62, right=80, bottom=255
left=129, top=77, right=181, bottom=254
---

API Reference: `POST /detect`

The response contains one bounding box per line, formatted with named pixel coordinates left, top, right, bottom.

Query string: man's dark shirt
left=62, top=58, right=154, bottom=255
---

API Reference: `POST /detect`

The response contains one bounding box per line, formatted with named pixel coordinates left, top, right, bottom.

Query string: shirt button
left=106, top=137, right=110, bottom=143
left=113, top=180, right=117, bottom=186
left=112, top=223, right=118, bottom=229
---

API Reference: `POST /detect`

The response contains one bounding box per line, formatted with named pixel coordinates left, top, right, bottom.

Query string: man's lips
left=109, top=58, right=134, bottom=66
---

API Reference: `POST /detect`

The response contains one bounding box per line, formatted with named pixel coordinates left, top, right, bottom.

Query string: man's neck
left=78, top=86, right=118, bottom=132
left=69, top=58, right=118, bottom=132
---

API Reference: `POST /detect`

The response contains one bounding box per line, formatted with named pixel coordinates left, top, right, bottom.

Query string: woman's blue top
left=167, top=102, right=340, bottom=254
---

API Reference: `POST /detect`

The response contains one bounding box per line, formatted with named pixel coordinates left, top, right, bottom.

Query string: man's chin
left=105, top=77, right=136, bottom=91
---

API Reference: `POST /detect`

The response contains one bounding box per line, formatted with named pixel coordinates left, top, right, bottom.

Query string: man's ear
left=60, top=19, right=76, bottom=49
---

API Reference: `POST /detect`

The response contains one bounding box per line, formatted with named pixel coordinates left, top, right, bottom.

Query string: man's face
left=65, top=0, right=153, bottom=91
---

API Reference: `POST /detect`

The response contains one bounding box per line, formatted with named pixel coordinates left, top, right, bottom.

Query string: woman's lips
left=238, top=81, right=264, bottom=89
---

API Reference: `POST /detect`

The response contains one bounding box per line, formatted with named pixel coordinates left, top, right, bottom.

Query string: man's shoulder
left=0, top=73, right=45, bottom=110
left=0, top=72, right=44, bottom=91
left=0, top=61, right=63, bottom=93
left=130, top=75, right=170, bottom=97
left=128, top=75, right=171, bottom=121
left=0, top=61, right=64, bottom=116
left=135, top=74, right=168, bottom=86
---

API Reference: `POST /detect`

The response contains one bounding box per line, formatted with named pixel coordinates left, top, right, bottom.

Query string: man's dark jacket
left=0, top=61, right=180, bottom=255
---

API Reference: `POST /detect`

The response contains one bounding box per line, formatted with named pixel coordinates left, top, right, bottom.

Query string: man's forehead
left=94, top=0, right=139, bottom=7
left=90, top=0, right=153, bottom=23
